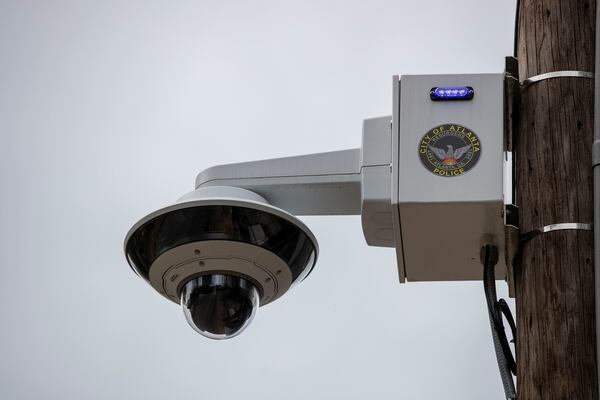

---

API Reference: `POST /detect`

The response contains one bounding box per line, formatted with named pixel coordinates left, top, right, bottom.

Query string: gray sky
left=0, top=1, right=516, bottom=399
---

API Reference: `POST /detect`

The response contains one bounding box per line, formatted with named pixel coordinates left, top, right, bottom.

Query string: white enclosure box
left=391, top=74, right=507, bottom=282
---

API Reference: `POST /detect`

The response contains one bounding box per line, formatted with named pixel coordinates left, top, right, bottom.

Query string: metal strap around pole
left=521, top=71, right=594, bottom=89
left=521, top=223, right=593, bottom=244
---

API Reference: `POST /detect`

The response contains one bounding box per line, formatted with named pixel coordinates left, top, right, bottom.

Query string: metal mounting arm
left=195, top=148, right=363, bottom=215
left=194, top=116, right=394, bottom=248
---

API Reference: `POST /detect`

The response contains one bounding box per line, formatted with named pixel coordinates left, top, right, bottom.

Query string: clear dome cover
left=181, top=274, right=259, bottom=339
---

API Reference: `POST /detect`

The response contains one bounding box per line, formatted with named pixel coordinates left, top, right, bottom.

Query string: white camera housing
left=125, top=186, right=318, bottom=307
left=124, top=72, right=511, bottom=337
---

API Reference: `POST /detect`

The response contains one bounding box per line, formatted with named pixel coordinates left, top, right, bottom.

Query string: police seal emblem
left=418, top=124, right=481, bottom=177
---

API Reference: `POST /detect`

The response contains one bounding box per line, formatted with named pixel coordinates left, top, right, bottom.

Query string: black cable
left=482, top=245, right=517, bottom=376
left=498, top=299, right=517, bottom=345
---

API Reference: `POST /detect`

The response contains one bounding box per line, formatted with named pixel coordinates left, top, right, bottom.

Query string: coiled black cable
left=483, top=245, right=517, bottom=374
left=482, top=245, right=517, bottom=399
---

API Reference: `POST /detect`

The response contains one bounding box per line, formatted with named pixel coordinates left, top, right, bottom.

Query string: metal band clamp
left=521, top=71, right=594, bottom=89
left=521, top=223, right=593, bottom=244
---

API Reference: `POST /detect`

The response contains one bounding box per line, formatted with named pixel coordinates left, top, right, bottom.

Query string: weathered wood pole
left=515, top=0, right=597, bottom=398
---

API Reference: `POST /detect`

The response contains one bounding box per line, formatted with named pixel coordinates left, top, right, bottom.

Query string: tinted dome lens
left=181, top=274, right=259, bottom=339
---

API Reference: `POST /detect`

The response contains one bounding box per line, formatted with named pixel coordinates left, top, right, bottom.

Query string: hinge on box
left=504, top=204, right=519, bottom=298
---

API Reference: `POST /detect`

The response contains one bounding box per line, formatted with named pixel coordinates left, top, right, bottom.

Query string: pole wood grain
left=515, top=0, right=597, bottom=398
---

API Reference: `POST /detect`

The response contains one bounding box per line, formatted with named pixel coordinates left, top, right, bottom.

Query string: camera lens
left=181, top=274, right=259, bottom=339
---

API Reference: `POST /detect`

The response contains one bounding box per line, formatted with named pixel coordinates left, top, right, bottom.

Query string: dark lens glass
left=125, top=205, right=316, bottom=284
left=181, top=274, right=259, bottom=339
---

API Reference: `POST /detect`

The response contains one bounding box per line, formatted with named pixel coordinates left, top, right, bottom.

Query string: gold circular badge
left=418, top=123, right=481, bottom=177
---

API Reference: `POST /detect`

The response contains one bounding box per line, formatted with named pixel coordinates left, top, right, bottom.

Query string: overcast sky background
left=0, top=1, right=517, bottom=399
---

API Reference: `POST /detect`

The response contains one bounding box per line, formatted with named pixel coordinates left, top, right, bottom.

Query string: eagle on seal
left=429, top=144, right=471, bottom=166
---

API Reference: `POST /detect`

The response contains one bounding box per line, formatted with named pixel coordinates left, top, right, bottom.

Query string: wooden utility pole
left=515, top=0, right=597, bottom=398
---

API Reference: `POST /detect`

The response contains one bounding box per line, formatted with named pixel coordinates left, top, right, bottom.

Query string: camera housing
left=123, top=112, right=409, bottom=338
left=124, top=72, right=512, bottom=338
left=124, top=186, right=318, bottom=338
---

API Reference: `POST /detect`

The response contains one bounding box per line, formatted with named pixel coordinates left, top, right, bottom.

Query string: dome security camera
left=125, top=186, right=318, bottom=339
left=124, top=73, right=511, bottom=339
left=123, top=115, right=394, bottom=339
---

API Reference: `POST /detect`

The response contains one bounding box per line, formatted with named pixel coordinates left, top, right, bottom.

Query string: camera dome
left=124, top=186, right=318, bottom=337
left=181, top=274, right=259, bottom=339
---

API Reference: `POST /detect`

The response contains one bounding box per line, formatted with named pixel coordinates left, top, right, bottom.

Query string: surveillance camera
left=124, top=118, right=399, bottom=339
left=124, top=186, right=318, bottom=339
left=125, top=74, right=512, bottom=339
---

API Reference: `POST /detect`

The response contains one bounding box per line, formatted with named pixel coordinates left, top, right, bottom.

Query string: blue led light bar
left=430, top=86, right=474, bottom=101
